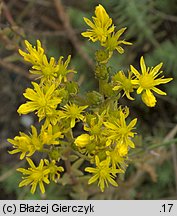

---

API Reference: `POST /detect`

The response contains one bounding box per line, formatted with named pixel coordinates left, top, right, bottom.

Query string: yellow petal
left=39, top=181, right=45, bottom=194
left=70, top=118, right=76, bottom=128
left=130, top=65, right=140, bottom=77
left=151, top=62, right=163, bottom=75
left=115, top=27, right=127, bottom=39
left=140, top=56, right=146, bottom=75
left=17, top=102, right=37, bottom=114
left=83, top=17, right=95, bottom=28
left=107, top=176, right=118, bottom=187
left=116, top=46, right=124, bottom=54
left=152, top=87, right=166, bottom=95
left=26, top=157, right=36, bottom=168
left=88, top=174, right=99, bottom=185
left=154, top=77, right=173, bottom=85
left=85, top=167, right=97, bottom=173
left=95, top=4, right=109, bottom=22
left=31, top=182, right=37, bottom=194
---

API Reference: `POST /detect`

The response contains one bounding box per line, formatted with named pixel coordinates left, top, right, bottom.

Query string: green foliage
left=113, top=0, right=160, bottom=46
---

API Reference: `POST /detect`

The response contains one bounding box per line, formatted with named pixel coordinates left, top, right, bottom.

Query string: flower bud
left=95, top=50, right=109, bottom=63
left=74, top=134, right=90, bottom=148
left=141, top=91, right=157, bottom=107
left=66, top=81, right=78, bottom=95
left=95, top=64, right=108, bottom=80
left=97, top=151, right=107, bottom=161
left=49, top=148, right=61, bottom=161
left=86, top=142, right=96, bottom=153
left=86, top=91, right=104, bottom=106
left=101, top=82, right=114, bottom=97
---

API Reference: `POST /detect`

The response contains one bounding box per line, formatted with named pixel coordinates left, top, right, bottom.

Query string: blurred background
left=0, top=0, right=177, bottom=199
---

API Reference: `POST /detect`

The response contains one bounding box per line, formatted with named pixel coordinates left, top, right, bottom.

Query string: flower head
left=104, top=110, right=137, bottom=148
left=112, top=70, right=135, bottom=100
left=57, top=55, right=76, bottom=82
left=19, top=40, right=44, bottom=65
left=44, top=159, right=64, bottom=183
left=17, top=158, right=50, bottom=194
left=31, top=55, right=59, bottom=81
left=8, top=133, right=34, bottom=160
left=59, top=103, right=88, bottom=128
left=102, top=28, right=132, bottom=54
left=81, top=4, right=114, bottom=43
left=17, top=82, right=62, bottom=121
left=131, top=56, right=173, bottom=107
left=106, top=146, right=128, bottom=169
left=85, top=156, right=123, bottom=192
left=8, top=126, right=43, bottom=159
left=40, top=124, right=64, bottom=145
left=84, top=113, right=105, bottom=141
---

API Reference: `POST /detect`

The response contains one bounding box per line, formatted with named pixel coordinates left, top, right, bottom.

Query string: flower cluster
left=8, top=4, right=172, bottom=194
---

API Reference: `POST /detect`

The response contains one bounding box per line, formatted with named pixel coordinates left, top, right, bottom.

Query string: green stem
left=65, top=129, right=74, bottom=143
left=130, top=138, right=177, bottom=157
left=99, top=79, right=107, bottom=95
left=72, top=149, right=90, bottom=161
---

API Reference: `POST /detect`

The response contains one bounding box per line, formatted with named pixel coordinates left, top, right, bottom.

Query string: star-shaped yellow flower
left=59, top=103, right=88, bottom=128
left=17, top=158, right=50, bottom=194
left=130, top=56, right=173, bottom=107
left=102, top=28, right=132, bottom=54
left=85, top=156, right=123, bottom=192
left=17, top=82, right=62, bottom=121
left=81, top=4, right=114, bottom=43
left=112, top=70, right=136, bottom=100
left=104, top=110, right=137, bottom=148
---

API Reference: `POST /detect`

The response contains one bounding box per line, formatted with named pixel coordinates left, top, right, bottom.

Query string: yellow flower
left=17, top=82, right=62, bottom=121
left=40, top=124, right=64, bottom=145
left=8, top=126, right=43, bottom=159
left=85, top=156, right=123, bottom=192
left=44, top=110, right=61, bottom=127
left=84, top=111, right=106, bottom=141
left=81, top=4, right=114, bottom=43
left=19, top=40, right=44, bottom=65
left=57, top=55, right=76, bottom=82
left=104, top=111, right=137, bottom=148
left=131, top=56, right=173, bottom=107
left=17, top=158, right=50, bottom=194
left=102, top=28, right=132, bottom=54
left=44, top=159, right=64, bottom=183
left=31, top=55, right=59, bottom=81
left=8, top=133, right=34, bottom=160
left=74, top=134, right=91, bottom=148
left=106, top=147, right=127, bottom=169
left=59, top=103, right=88, bottom=128
left=112, top=70, right=135, bottom=100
